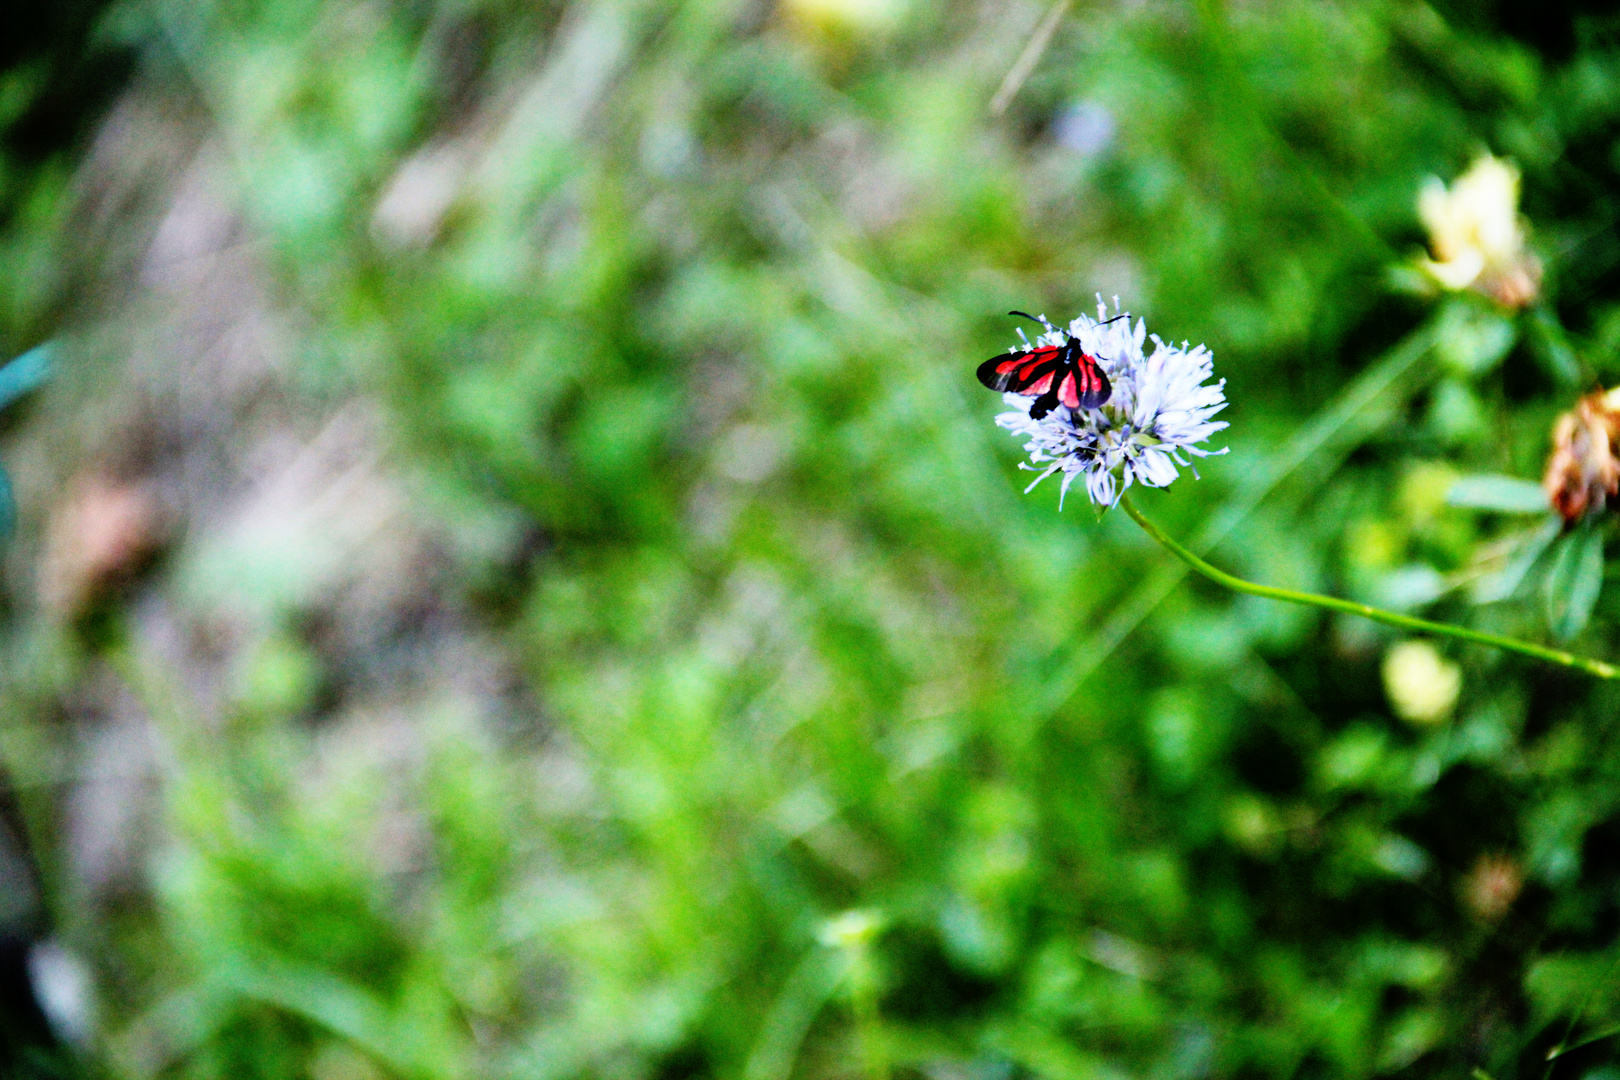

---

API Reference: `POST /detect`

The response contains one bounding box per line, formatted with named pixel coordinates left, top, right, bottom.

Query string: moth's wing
left=1029, top=372, right=1069, bottom=417
left=1069, top=352, right=1112, bottom=410
left=977, top=346, right=1061, bottom=393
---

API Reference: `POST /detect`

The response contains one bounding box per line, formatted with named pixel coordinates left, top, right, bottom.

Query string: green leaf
left=1448, top=474, right=1550, bottom=513
left=0, top=465, right=14, bottom=544
left=0, top=342, right=54, bottom=413
left=1529, top=307, right=1583, bottom=388
left=1543, top=526, right=1605, bottom=641
left=1435, top=301, right=1516, bottom=376
left=1472, top=516, right=1561, bottom=603
left=0, top=345, right=56, bottom=550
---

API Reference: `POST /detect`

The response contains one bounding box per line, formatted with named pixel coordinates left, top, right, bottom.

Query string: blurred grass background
left=4, top=0, right=1620, bottom=1078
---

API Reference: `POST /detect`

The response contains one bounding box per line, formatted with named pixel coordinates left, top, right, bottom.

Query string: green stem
left=845, top=946, right=886, bottom=1080
left=1119, top=494, right=1620, bottom=680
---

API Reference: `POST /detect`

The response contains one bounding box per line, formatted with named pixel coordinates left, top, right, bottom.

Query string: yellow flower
left=781, top=0, right=902, bottom=42
left=1416, top=155, right=1540, bottom=309
left=1381, top=640, right=1461, bottom=725
left=816, top=909, right=884, bottom=949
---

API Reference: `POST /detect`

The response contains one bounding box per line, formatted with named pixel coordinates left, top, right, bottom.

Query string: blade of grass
left=989, top=0, right=1074, bottom=116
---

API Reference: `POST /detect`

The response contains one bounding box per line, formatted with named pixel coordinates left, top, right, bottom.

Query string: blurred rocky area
left=7, top=2, right=1620, bottom=1078
left=3, top=69, right=546, bottom=1076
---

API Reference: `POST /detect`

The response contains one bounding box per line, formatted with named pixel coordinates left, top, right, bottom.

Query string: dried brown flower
left=1462, top=852, right=1523, bottom=923
left=39, top=475, right=163, bottom=617
left=1543, top=387, right=1620, bottom=524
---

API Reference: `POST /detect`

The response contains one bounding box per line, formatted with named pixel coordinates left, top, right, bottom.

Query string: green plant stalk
left=1119, top=494, right=1620, bottom=679
left=848, top=954, right=887, bottom=1080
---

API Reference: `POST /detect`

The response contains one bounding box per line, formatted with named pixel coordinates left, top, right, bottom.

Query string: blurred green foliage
left=8, top=1, right=1620, bottom=1079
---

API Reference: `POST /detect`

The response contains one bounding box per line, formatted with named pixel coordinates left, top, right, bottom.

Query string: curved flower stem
left=1119, top=493, right=1620, bottom=679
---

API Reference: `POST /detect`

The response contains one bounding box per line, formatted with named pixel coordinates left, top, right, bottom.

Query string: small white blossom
left=1415, top=154, right=1540, bottom=309
left=994, top=300, right=1228, bottom=508
left=1382, top=640, right=1461, bottom=725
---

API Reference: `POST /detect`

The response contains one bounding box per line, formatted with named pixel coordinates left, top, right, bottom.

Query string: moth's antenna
left=1008, top=310, right=1058, bottom=332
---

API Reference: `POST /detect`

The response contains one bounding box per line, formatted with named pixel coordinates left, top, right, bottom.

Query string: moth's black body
left=977, top=311, right=1115, bottom=419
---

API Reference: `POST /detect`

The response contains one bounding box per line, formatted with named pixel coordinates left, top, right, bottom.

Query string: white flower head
left=993, top=299, right=1228, bottom=508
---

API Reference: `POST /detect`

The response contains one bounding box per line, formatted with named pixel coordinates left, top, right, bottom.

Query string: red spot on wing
left=1059, top=372, right=1080, bottom=409
left=1025, top=372, right=1054, bottom=395
left=993, top=347, right=1059, bottom=385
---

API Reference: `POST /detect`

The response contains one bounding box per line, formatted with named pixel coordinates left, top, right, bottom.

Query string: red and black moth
left=977, top=311, right=1118, bottom=419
